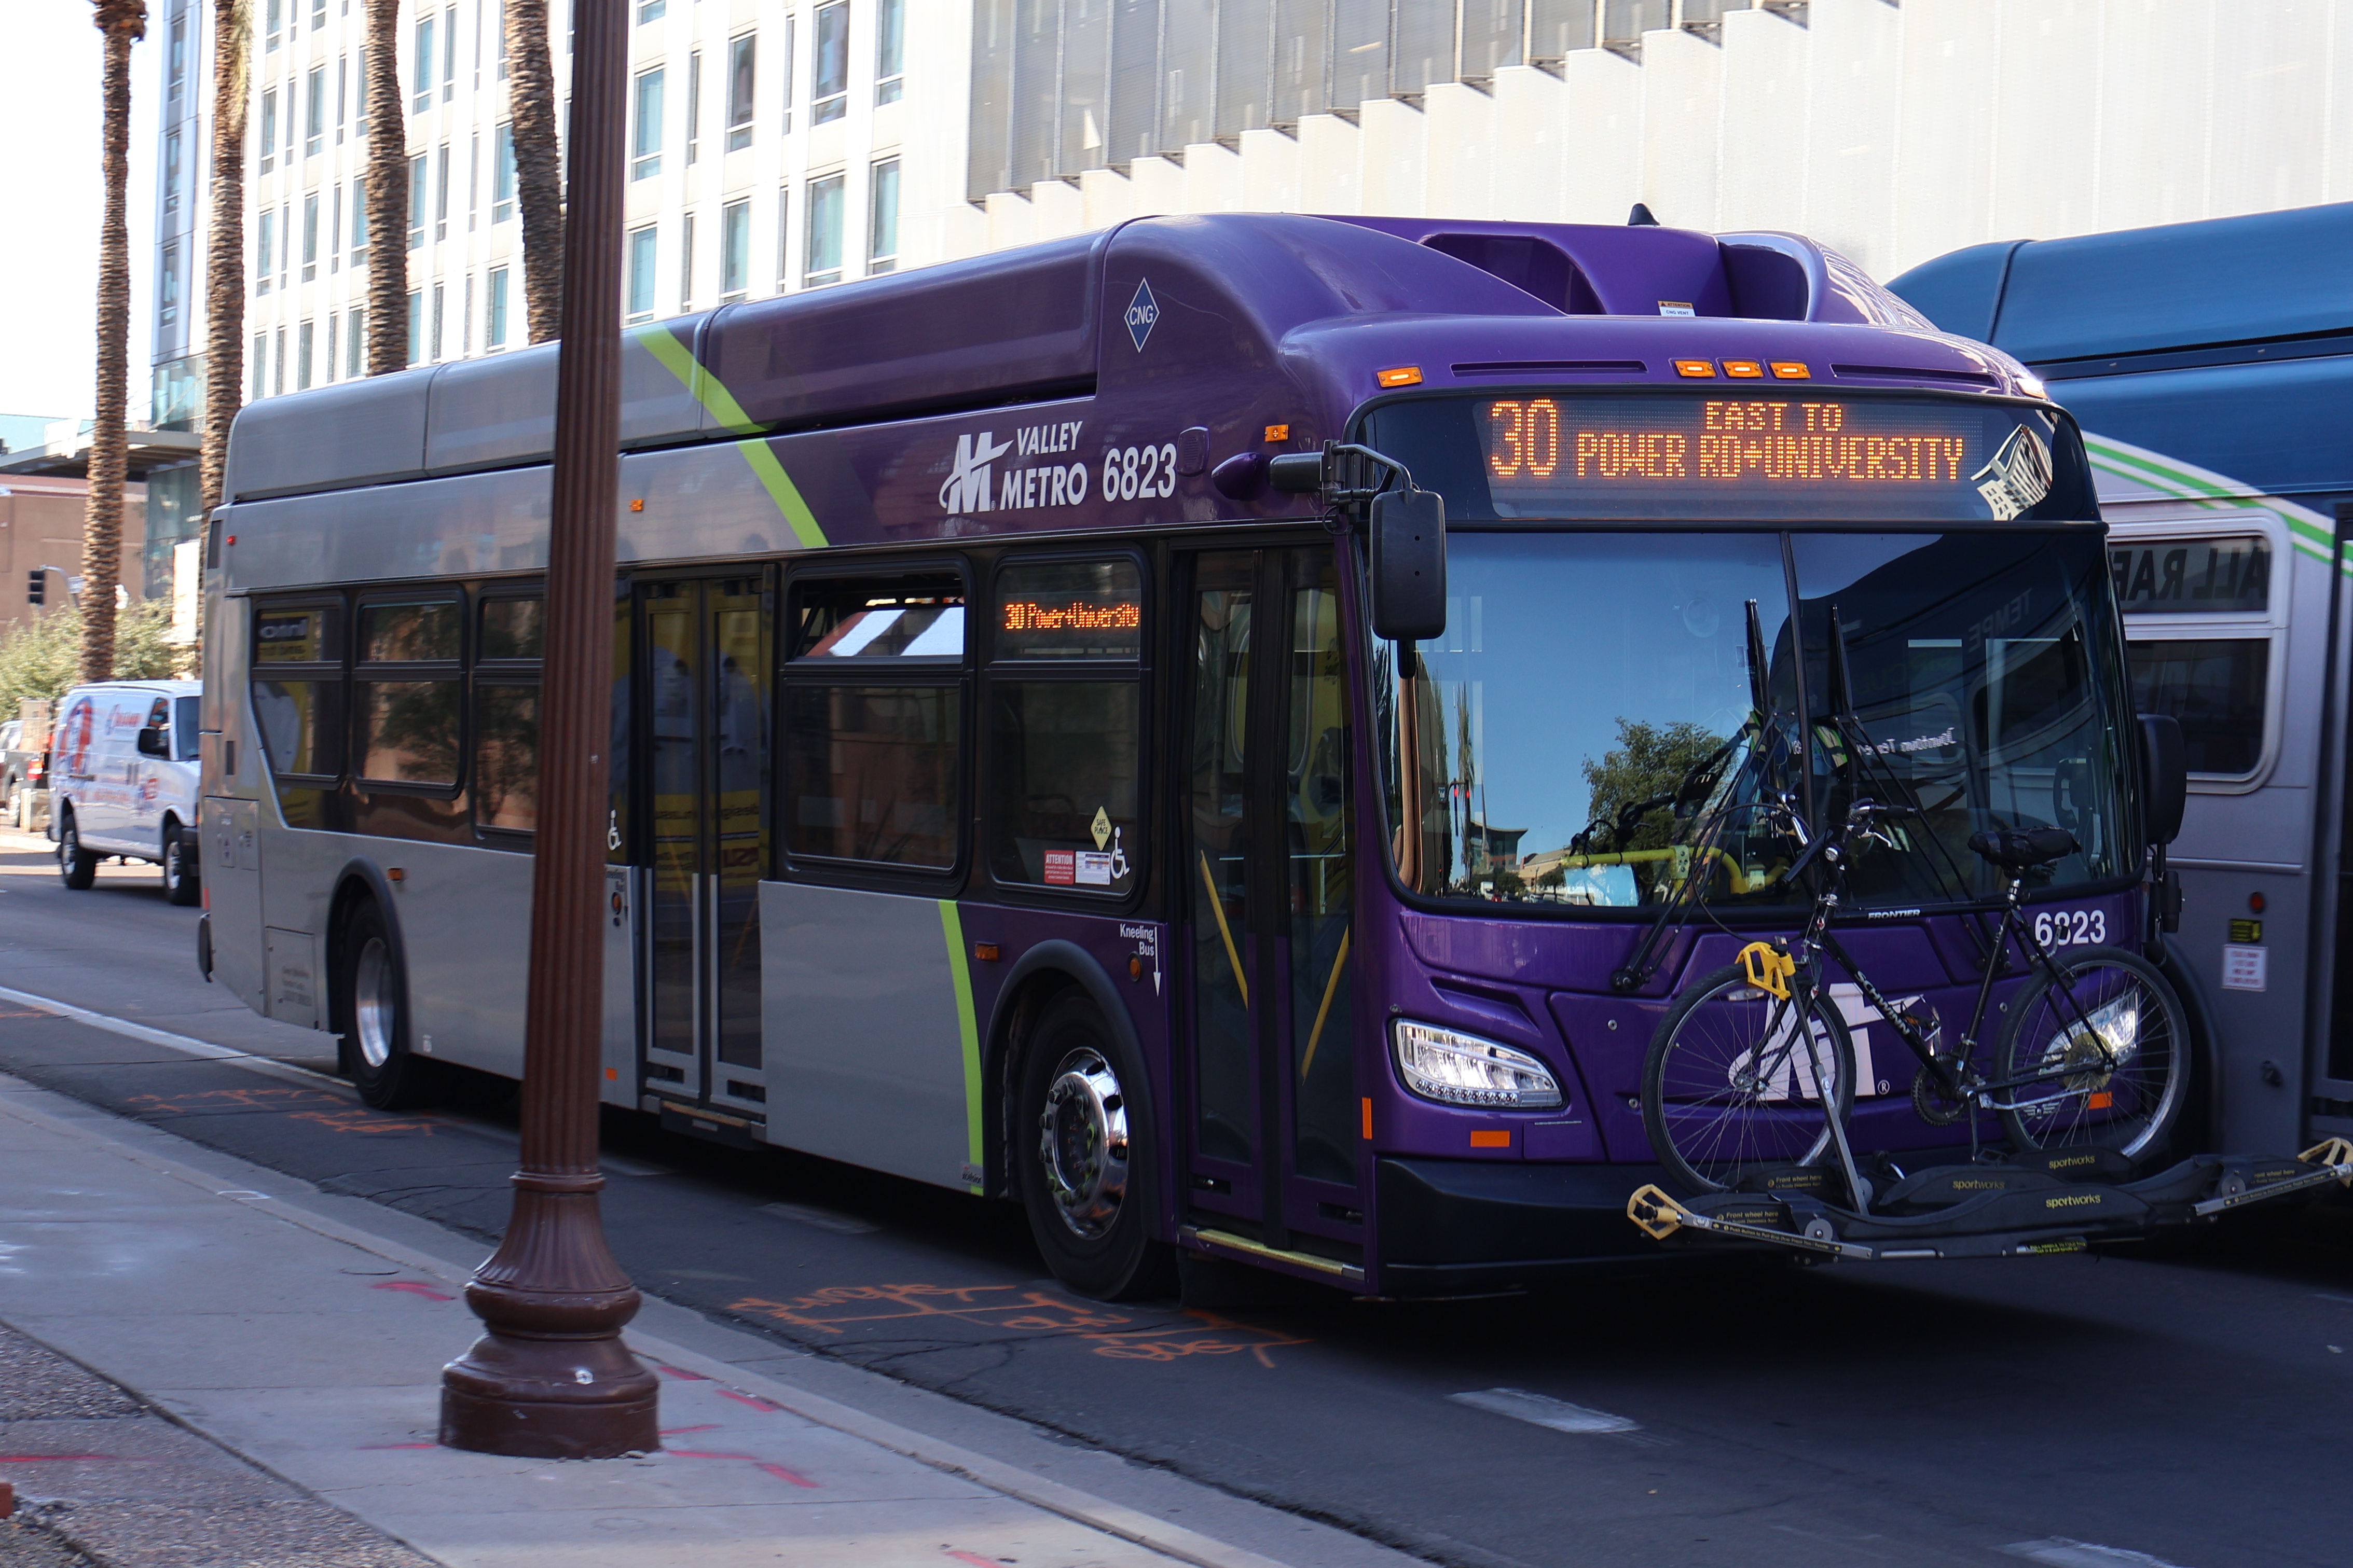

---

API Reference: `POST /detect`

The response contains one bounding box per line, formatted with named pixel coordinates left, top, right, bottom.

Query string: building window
left=638, top=0, right=664, bottom=23
left=158, top=245, right=181, bottom=330
left=301, top=192, right=319, bottom=282
left=493, top=122, right=516, bottom=221
left=407, top=289, right=423, bottom=364
left=259, top=88, right=278, bottom=174
left=495, top=0, right=509, bottom=79
left=408, top=154, right=427, bottom=247
left=274, top=325, right=286, bottom=395
left=678, top=213, right=695, bottom=312
left=875, top=0, right=904, bottom=104
left=774, top=186, right=791, bottom=289
left=167, top=15, right=187, bottom=96
left=336, top=55, right=348, bottom=143
left=256, top=208, right=277, bottom=295
left=780, top=15, right=795, bottom=132
left=868, top=158, right=900, bottom=275
left=306, top=65, right=325, bottom=157
left=804, top=172, right=843, bottom=287
left=462, top=273, right=474, bottom=353
left=684, top=49, right=701, bottom=165
left=813, top=2, right=848, bottom=124
left=626, top=224, right=657, bottom=321
left=726, top=33, right=755, bottom=150
left=487, top=266, right=510, bottom=348
left=325, top=313, right=338, bottom=382
left=311, top=0, right=325, bottom=30
left=266, top=0, right=281, bottom=49
left=720, top=199, right=749, bottom=301
left=346, top=307, right=365, bottom=376
left=467, top=132, right=479, bottom=229
left=631, top=67, right=664, bottom=180
left=329, top=185, right=341, bottom=271
left=431, top=283, right=446, bottom=360
left=297, top=321, right=314, bottom=390
left=434, top=143, right=451, bottom=241
left=350, top=183, right=368, bottom=267
left=251, top=332, right=267, bottom=400
left=414, top=14, right=436, bottom=115
left=441, top=3, right=457, bottom=102
left=284, top=86, right=296, bottom=166
left=162, top=129, right=181, bottom=215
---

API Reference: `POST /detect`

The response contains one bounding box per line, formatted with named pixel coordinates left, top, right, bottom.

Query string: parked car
left=47, top=680, right=201, bottom=904
left=1, top=717, right=45, bottom=829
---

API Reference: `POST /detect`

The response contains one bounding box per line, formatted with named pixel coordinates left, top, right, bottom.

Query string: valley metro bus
left=198, top=212, right=2189, bottom=1297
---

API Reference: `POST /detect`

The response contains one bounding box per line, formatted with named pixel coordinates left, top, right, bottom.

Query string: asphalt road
left=0, top=826, right=2345, bottom=1568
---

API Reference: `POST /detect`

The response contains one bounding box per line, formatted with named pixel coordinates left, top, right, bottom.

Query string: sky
left=0, top=4, right=160, bottom=427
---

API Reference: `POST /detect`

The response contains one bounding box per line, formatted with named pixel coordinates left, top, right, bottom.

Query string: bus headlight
left=1391, top=1020, right=1564, bottom=1110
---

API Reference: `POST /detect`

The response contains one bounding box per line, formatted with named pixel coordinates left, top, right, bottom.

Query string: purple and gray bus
left=196, top=213, right=2167, bottom=1296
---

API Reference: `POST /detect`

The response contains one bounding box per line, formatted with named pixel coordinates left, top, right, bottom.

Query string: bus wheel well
left=987, top=972, right=1088, bottom=1201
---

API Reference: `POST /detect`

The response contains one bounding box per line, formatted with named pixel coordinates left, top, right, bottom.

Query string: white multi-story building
left=152, top=0, right=2353, bottom=540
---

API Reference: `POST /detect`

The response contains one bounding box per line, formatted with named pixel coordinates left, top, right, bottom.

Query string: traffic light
left=26, top=571, right=42, bottom=606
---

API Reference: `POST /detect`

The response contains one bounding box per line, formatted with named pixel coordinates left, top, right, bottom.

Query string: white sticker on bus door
left=2221, top=945, right=2267, bottom=992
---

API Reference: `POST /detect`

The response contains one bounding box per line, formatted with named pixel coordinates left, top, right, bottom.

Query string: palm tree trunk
left=198, top=0, right=249, bottom=516
left=505, top=0, right=563, bottom=342
left=363, top=0, right=409, bottom=374
left=83, top=0, right=148, bottom=685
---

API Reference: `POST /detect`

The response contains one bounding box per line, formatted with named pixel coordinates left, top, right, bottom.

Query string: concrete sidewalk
left=0, top=1070, right=1406, bottom=1568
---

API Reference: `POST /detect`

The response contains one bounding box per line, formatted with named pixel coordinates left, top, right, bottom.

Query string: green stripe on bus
left=939, top=900, right=985, bottom=1195
left=2084, top=435, right=2342, bottom=567
left=631, top=324, right=829, bottom=550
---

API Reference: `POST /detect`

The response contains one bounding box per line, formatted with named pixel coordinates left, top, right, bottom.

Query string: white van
left=48, top=679, right=203, bottom=904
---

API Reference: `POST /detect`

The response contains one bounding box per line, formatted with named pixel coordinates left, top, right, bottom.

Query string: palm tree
left=82, top=0, right=147, bottom=685
left=504, top=0, right=563, bottom=342
left=363, top=0, right=409, bottom=374
left=198, top=0, right=249, bottom=517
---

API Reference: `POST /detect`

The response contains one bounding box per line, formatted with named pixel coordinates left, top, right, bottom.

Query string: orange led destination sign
left=1001, top=599, right=1141, bottom=634
left=1486, top=398, right=1971, bottom=487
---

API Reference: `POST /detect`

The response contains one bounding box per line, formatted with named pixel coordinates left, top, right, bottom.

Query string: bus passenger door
left=634, top=575, right=773, bottom=1132
left=1180, top=546, right=1362, bottom=1260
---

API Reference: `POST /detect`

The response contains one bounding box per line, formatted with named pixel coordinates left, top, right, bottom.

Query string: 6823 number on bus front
left=2033, top=908, right=2107, bottom=949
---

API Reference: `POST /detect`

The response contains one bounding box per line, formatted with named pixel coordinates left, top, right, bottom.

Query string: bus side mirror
left=136, top=727, right=168, bottom=759
left=1267, top=453, right=1324, bottom=494
left=1369, top=487, right=1448, bottom=643
left=2139, top=713, right=2186, bottom=845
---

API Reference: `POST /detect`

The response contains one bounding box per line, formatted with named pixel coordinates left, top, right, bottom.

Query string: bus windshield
left=1373, top=528, right=2137, bottom=913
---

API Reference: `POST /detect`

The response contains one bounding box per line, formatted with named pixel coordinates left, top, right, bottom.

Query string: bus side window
left=250, top=600, right=346, bottom=789
left=476, top=594, right=545, bottom=833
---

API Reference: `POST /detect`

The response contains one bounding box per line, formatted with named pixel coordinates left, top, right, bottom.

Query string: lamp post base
left=440, top=1327, right=661, bottom=1459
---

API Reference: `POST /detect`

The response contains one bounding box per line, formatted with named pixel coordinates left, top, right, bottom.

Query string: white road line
left=760, top=1199, right=880, bottom=1234
left=2006, top=1539, right=2196, bottom=1567
left=1449, top=1387, right=1639, bottom=1435
left=0, top=981, right=347, bottom=1089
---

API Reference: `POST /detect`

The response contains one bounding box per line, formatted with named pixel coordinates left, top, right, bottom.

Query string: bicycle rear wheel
left=1642, top=963, right=1857, bottom=1195
left=1995, top=943, right=2187, bottom=1161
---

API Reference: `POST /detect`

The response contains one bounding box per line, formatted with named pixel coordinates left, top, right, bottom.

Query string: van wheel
left=161, top=821, right=200, bottom=906
left=57, top=810, right=97, bottom=890
left=336, top=899, right=438, bottom=1110
left=1014, top=992, right=1178, bottom=1301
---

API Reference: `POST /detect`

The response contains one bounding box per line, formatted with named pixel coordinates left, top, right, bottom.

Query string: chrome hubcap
left=1037, top=1047, right=1130, bottom=1240
left=353, top=937, right=395, bottom=1070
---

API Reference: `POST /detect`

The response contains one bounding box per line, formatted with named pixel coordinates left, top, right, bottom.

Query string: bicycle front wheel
left=1995, top=944, right=2187, bottom=1161
left=1642, top=963, right=1857, bottom=1195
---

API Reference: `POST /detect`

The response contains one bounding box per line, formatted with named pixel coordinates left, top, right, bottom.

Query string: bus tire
left=1014, top=991, right=1177, bottom=1302
left=161, top=820, right=200, bottom=906
left=57, top=808, right=97, bottom=890
left=336, top=898, right=438, bottom=1111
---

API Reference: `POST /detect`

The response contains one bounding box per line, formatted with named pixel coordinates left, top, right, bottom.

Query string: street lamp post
left=437, top=0, right=658, bottom=1459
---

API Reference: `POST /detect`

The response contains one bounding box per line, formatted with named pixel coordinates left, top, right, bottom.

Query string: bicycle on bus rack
left=1636, top=797, right=2192, bottom=1208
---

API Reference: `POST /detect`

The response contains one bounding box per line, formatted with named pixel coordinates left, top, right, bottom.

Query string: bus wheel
left=1015, top=993, right=1177, bottom=1302
left=161, top=821, right=200, bottom=906
left=57, top=809, right=97, bottom=890
left=337, top=899, right=438, bottom=1110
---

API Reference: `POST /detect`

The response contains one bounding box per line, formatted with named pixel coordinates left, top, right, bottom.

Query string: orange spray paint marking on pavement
left=371, top=1281, right=456, bottom=1302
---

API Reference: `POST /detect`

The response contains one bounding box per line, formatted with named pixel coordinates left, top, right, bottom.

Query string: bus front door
left=636, top=575, right=773, bottom=1134
left=1181, top=546, right=1363, bottom=1265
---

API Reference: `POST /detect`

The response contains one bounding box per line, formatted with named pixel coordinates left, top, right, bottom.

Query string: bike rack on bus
left=1627, top=1137, right=2353, bottom=1263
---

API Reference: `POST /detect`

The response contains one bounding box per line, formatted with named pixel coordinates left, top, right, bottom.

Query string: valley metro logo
left=1125, top=278, right=1160, bottom=351
left=939, top=431, right=1012, bottom=512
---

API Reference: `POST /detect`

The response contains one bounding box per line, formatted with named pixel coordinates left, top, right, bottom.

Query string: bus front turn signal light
left=1770, top=362, right=1811, bottom=379
left=1674, top=360, right=1716, bottom=379
left=1377, top=366, right=1423, bottom=388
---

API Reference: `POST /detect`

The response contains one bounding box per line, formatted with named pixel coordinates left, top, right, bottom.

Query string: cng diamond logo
left=1124, top=278, right=1160, bottom=351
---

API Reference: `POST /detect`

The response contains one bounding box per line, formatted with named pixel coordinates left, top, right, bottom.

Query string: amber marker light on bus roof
left=1264, top=423, right=1291, bottom=441
left=1722, top=360, right=1764, bottom=378
left=1770, top=362, right=1811, bottom=379
left=1674, top=360, right=1716, bottom=378
left=1377, top=366, right=1423, bottom=387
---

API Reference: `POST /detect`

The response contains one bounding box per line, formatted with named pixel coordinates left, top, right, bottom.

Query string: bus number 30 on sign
left=2033, top=908, right=2106, bottom=948
left=1105, top=444, right=1178, bottom=501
